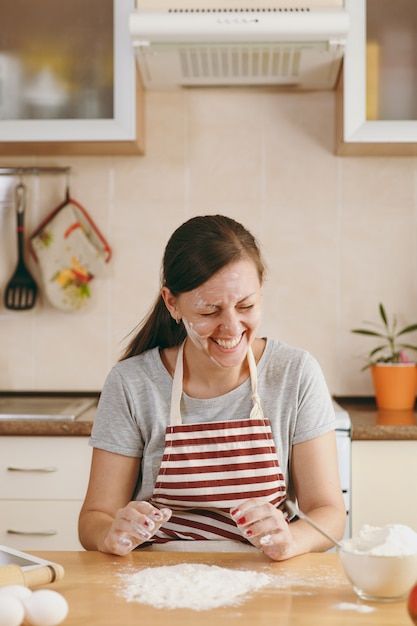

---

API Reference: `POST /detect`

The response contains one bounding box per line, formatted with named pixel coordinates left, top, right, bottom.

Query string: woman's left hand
left=230, top=497, right=294, bottom=560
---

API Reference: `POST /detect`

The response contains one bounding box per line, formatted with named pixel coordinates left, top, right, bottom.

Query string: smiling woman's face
left=163, top=258, right=263, bottom=368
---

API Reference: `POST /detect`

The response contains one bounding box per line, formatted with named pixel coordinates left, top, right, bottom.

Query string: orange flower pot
left=371, top=364, right=417, bottom=411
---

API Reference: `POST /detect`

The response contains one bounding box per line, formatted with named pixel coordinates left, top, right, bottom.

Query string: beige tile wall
left=1, top=88, right=417, bottom=395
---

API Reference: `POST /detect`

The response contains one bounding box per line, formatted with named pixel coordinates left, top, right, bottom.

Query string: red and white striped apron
left=149, top=342, right=287, bottom=544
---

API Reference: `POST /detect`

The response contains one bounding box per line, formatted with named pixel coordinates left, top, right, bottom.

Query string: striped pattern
left=153, top=509, right=250, bottom=543
left=150, top=417, right=286, bottom=543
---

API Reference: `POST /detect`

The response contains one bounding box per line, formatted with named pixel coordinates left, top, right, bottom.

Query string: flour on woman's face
left=178, top=259, right=263, bottom=368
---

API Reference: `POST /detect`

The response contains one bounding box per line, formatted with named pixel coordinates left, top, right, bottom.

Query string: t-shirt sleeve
left=89, top=366, right=144, bottom=457
left=292, top=352, right=336, bottom=445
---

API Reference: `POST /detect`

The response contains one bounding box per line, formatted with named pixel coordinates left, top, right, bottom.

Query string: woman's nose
left=219, top=310, right=241, bottom=333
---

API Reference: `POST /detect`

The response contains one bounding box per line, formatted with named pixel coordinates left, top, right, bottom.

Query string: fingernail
left=260, top=534, right=273, bottom=546
left=237, top=516, right=247, bottom=526
left=151, top=510, right=163, bottom=521
left=143, top=517, right=155, bottom=531
left=133, top=524, right=152, bottom=540
left=230, top=507, right=241, bottom=518
left=243, top=528, right=253, bottom=537
left=118, top=537, right=133, bottom=548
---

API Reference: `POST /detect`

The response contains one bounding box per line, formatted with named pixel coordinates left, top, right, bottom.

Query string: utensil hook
left=15, top=180, right=26, bottom=215
left=65, top=168, right=71, bottom=203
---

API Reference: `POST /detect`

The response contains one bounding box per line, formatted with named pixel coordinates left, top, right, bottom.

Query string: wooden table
left=30, top=551, right=413, bottom=626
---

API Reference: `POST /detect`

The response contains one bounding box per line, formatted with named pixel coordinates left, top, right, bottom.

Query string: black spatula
left=4, top=182, right=38, bottom=310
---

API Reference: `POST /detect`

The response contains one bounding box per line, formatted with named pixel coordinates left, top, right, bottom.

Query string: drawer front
left=0, top=437, right=92, bottom=499
left=0, top=500, right=84, bottom=550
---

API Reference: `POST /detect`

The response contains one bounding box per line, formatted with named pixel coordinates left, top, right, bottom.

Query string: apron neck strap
left=170, top=342, right=185, bottom=426
left=169, top=341, right=263, bottom=426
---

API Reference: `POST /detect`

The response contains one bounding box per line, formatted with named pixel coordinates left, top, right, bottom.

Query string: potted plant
left=351, top=303, right=417, bottom=410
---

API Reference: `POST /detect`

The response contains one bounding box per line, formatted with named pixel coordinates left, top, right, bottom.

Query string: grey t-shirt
left=90, top=338, right=335, bottom=502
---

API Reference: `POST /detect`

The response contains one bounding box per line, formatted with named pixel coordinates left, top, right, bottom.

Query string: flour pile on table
left=341, top=524, right=417, bottom=556
left=118, top=563, right=271, bottom=610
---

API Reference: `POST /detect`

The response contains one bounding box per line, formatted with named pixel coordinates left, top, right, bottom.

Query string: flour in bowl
left=341, top=524, right=417, bottom=556
left=118, top=563, right=271, bottom=610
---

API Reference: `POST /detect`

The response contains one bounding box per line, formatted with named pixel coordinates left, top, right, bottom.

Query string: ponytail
left=121, top=295, right=186, bottom=360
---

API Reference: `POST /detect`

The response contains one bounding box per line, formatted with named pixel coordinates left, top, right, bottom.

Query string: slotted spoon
left=4, top=182, right=38, bottom=310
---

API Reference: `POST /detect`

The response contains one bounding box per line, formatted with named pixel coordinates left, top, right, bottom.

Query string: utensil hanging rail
left=0, top=167, right=71, bottom=176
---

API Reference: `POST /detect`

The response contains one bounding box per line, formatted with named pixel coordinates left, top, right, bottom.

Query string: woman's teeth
left=214, top=337, right=241, bottom=349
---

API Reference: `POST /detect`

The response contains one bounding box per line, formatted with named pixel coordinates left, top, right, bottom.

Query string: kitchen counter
left=0, top=405, right=96, bottom=436
left=1, top=396, right=417, bottom=441
left=336, top=397, right=417, bottom=441
left=26, top=550, right=413, bottom=625
left=0, top=394, right=98, bottom=436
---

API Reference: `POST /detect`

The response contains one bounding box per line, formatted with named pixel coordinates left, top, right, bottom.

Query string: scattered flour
left=267, top=565, right=347, bottom=595
left=341, top=524, right=417, bottom=556
left=116, top=562, right=351, bottom=610
left=331, top=602, right=375, bottom=613
left=118, top=563, right=271, bottom=610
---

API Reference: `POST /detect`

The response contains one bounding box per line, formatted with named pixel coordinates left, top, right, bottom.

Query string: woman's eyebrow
left=237, top=293, right=257, bottom=303
left=196, top=293, right=257, bottom=309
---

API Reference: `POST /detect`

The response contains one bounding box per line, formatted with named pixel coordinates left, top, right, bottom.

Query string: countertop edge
left=1, top=397, right=417, bottom=441
left=0, top=420, right=93, bottom=436
left=335, top=397, right=417, bottom=441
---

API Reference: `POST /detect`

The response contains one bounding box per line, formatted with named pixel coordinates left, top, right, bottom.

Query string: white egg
left=23, top=589, right=68, bottom=626
left=0, top=595, right=25, bottom=626
left=0, top=585, right=32, bottom=601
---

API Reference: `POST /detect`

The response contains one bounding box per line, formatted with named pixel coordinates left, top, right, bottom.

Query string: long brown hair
left=121, top=214, right=265, bottom=360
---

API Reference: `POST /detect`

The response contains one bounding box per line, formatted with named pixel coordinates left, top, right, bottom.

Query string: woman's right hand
left=101, top=501, right=172, bottom=555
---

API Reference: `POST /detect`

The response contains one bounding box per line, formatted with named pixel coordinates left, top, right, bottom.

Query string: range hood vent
left=129, top=1, right=349, bottom=90
left=165, top=7, right=314, bottom=11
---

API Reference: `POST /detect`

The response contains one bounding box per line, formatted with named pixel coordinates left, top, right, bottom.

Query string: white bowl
left=338, top=548, right=417, bottom=602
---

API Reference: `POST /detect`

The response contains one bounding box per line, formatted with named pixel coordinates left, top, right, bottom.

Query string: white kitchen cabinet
left=351, top=440, right=417, bottom=534
left=0, top=502, right=85, bottom=551
left=0, top=0, right=144, bottom=156
left=336, top=0, right=417, bottom=156
left=0, top=436, right=92, bottom=550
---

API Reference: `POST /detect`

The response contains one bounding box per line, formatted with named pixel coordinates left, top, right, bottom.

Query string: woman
left=79, top=214, right=346, bottom=560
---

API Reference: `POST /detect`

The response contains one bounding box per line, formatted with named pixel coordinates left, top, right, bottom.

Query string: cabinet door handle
left=7, top=529, right=57, bottom=536
left=7, top=466, right=58, bottom=473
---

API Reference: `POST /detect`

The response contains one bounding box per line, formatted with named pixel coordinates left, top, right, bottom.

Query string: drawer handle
left=7, top=529, right=57, bottom=536
left=7, top=466, right=58, bottom=473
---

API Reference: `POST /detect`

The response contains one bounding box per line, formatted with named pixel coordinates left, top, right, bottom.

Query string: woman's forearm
left=78, top=509, right=114, bottom=552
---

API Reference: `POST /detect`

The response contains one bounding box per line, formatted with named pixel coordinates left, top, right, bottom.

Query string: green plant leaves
left=351, top=303, right=417, bottom=368
left=379, top=302, right=388, bottom=326
left=397, top=324, right=417, bottom=336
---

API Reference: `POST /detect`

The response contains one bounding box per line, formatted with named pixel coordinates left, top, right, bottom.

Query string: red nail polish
left=237, top=516, right=247, bottom=525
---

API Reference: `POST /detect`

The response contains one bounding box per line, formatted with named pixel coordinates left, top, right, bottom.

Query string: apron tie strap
left=247, top=345, right=265, bottom=421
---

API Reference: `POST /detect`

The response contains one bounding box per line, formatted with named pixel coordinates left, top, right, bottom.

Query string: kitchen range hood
left=129, top=0, right=349, bottom=90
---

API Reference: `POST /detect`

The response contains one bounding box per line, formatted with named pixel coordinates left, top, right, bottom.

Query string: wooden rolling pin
left=0, top=563, right=65, bottom=588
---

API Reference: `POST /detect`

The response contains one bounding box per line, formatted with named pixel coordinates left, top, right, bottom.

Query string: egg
left=0, top=595, right=25, bottom=626
left=0, top=585, right=32, bottom=601
left=23, top=589, right=68, bottom=626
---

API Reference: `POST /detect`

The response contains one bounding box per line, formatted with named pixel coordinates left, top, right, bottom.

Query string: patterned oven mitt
left=30, top=198, right=111, bottom=311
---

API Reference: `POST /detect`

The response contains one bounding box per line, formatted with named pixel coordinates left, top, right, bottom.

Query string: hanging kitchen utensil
left=4, top=182, right=38, bottom=310
left=29, top=180, right=111, bottom=312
